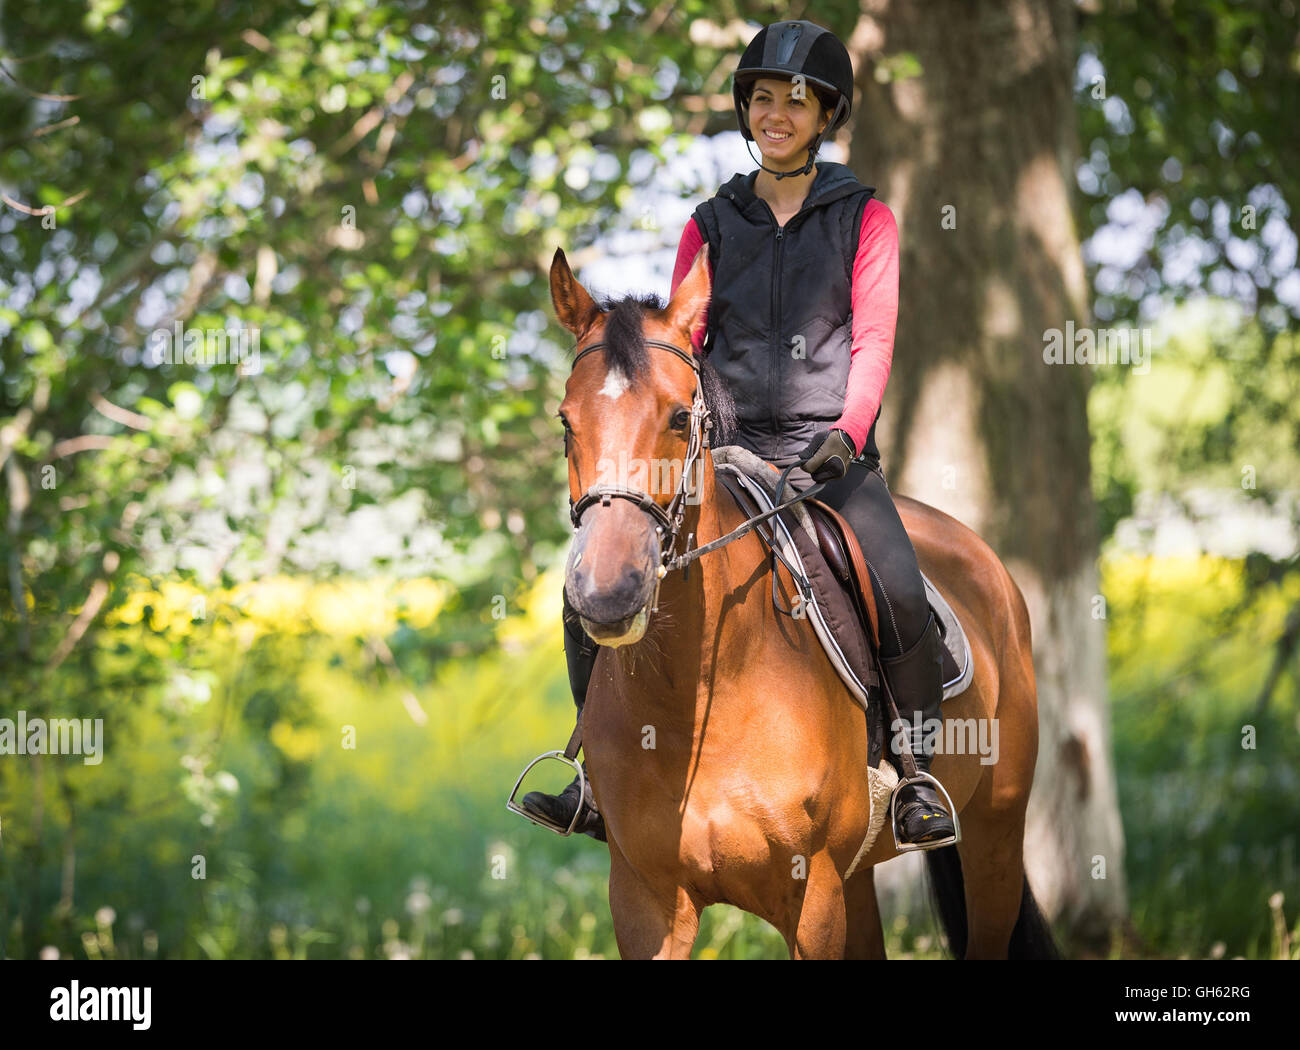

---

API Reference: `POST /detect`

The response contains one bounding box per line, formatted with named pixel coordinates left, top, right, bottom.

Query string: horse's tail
left=923, top=848, right=1060, bottom=959
left=1007, top=871, right=1061, bottom=959
left=923, top=846, right=969, bottom=957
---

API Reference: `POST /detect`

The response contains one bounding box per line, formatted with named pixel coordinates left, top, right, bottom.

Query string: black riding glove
left=798, top=428, right=857, bottom=483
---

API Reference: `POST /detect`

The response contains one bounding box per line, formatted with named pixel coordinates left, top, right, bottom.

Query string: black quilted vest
left=692, top=161, right=878, bottom=465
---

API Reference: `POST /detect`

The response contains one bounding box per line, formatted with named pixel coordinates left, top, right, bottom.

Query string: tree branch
left=45, top=552, right=120, bottom=673
left=1255, top=598, right=1300, bottom=717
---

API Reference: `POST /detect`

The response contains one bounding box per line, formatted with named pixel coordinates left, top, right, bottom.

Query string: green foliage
left=2, top=0, right=1297, bottom=961
left=1078, top=0, right=1300, bottom=579
left=1078, top=0, right=1300, bottom=329
left=0, top=1, right=760, bottom=681
left=1107, top=555, right=1300, bottom=958
left=1088, top=298, right=1300, bottom=540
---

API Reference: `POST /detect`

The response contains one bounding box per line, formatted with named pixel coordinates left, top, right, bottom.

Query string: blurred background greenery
left=2, top=549, right=1297, bottom=960
left=2, top=0, right=1298, bottom=959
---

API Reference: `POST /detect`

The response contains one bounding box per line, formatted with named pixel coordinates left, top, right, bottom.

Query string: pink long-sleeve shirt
left=669, top=197, right=899, bottom=457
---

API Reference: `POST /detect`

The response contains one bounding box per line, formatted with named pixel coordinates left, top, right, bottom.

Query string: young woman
left=523, top=19, right=956, bottom=850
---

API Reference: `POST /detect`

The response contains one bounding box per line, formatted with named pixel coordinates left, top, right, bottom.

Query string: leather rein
left=566, top=338, right=826, bottom=599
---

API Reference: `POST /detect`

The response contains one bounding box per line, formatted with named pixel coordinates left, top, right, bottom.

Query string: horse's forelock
left=590, top=292, right=663, bottom=385
left=576, top=291, right=734, bottom=443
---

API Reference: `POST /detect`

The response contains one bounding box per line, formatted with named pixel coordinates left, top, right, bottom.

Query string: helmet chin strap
left=745, top=138, right=818, bottom=181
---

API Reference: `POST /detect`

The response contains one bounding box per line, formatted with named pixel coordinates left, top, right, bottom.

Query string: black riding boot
left=882, top=613, right=957, bottom=847
left=520, top=594, right=606, bottom=841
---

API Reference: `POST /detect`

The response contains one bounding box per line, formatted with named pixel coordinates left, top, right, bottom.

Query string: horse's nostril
left=567, top=561, right=653, bottom=626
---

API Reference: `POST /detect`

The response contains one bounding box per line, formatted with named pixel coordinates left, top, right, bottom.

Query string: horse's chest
left=606, top=767, right=810, bottom=898
left=587, top=700, right=823, bottom=900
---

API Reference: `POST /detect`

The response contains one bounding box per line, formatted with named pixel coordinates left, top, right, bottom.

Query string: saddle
left=711, top=447, right=974, bottom=773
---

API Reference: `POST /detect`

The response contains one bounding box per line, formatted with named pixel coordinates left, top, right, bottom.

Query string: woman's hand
left=798, top=428, right=857, bottom=482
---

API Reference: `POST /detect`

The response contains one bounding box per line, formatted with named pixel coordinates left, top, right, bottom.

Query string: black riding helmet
left=733, top=20, right=855, bottom=180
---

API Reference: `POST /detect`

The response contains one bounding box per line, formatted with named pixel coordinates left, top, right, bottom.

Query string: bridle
left=565, top=337, right=826, bottom=610
left=567, top=338, right=711, bottom=579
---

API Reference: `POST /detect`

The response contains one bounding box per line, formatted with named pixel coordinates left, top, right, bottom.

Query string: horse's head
left=549, top=244, right=721, bottom=647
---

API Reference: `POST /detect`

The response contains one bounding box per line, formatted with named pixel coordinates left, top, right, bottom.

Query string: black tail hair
left=923, top=846, right=1061, bottom=959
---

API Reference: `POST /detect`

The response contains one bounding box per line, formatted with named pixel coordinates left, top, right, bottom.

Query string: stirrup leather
left=889, top=770, right=961, bottom=853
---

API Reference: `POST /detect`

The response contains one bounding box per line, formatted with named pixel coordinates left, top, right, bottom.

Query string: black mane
left=581, top=292, right=737, bottom=444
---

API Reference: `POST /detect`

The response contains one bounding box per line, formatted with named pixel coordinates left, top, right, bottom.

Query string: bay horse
left=548, top=244, right=1056, bottom=959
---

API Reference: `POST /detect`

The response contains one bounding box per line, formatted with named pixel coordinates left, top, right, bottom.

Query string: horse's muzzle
left=564, top=506, right=662, bottom=647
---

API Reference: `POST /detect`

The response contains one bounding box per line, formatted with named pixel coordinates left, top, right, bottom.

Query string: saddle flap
left=808, top=496, right=971, bottom=701
left=806, top=500, right=881, bottom=652
left=923, top=574, right=975, bottom=700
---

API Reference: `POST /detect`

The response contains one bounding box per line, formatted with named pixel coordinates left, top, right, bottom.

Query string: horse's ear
left=665, top=243, right=711, bottom=341
left=550, top=248, right=601, bottom=339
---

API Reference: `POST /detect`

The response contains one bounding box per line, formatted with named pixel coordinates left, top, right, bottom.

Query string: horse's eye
left=671, top=408, right=691, bottom=431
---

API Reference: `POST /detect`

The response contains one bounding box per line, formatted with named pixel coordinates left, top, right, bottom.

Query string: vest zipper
left=748, top=186, right=840, bottom=458
left=770, top=224, right=784, bottom=459
left=749, top=194, right=788, bottom=458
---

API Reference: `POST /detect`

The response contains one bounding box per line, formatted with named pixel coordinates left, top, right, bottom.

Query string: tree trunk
left=846, top=0, right=1127, bottom=946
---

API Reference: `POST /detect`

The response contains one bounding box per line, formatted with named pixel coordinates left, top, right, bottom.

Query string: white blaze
left=599, top=367, right=630, bottom=399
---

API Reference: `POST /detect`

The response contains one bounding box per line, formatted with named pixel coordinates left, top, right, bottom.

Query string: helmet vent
left=775, top=24, right=802, bottom=65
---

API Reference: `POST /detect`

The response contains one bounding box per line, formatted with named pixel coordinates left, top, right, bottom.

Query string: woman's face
left=747, top=76, right=830, bottom=168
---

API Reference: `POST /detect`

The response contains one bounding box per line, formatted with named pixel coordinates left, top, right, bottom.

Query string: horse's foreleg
left=843, top=866, right=887, bottom=959
left=608, top=837, right=700, bottom=959
left=790, top=850, right=848, bottom=959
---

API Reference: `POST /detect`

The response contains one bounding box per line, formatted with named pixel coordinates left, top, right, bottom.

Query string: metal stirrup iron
left=506, top=712, right=588, bottom=836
